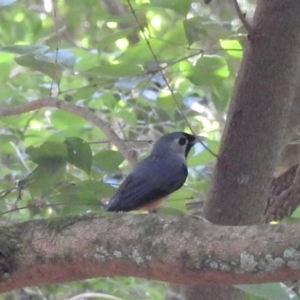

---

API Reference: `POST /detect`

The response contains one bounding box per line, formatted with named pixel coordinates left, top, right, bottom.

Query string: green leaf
left=0, top=44, right=48, bottom=54
left=13, top=48, right=75, bottom=80
left=19, top=160, right=66, bottom=198
left=212, top=83, right=231, bottom=112
left=0, top=62, right=11, bottom=82
left=118, top=39, right=171, bottom=63
left=162, top=23, right=188, bottom=46
left=64, top=137, right=92, bottom=175
left=84, top=63, right=143, bottom=78
left=50, top=110, right=87, bottom=130
left=100, top=92, right=119, bottom=110
left=188, top=140, right=219, bottom=167
left=220, top=39, right=243, bottom=58
left=0, top=52, right=14, bottom=63
left=180, top=55, right=230, bottom=87
left=93, top=150, right=124, bottom=172
left=291, top=206, right=300, bottom=218
left=55, top=180, right=115, bottom=204
left=157, top=93, right=182, bottom=117
left=97, top=28, right=136, bottom=50
left=167, top=186, right=194, bottom=212
left=71, top=86, right=97, bottom=102
left=184, top=18, right=228, bottom=46
left=73, top=48, right=98, bottom=71
left=149, top=0, right=192, bottom=15
left=115, top=109, right=137, bottom=126
left=15, top=53, right=63, bottom=80
left=236, top=283, right=300, bottom=300
left=26, top=141, right=68, bottom=164
left=184, top=17, right=210, bottom=46
left=43, top=49, right=77, bottom=70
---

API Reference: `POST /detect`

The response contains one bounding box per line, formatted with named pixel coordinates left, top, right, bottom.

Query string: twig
left=126, top=0, right=189, bottom=128
left=0, top=97, right=138, bottom=166
left=126, top=0, right=217, bottom=158
left=9, top=142, right=30, bottom=172
left=232, top=0, right=252, bottom=32
left=51, top=0, right=60, bottom=95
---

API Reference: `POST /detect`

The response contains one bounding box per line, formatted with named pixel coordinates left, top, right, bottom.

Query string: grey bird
left=105, top=132, right=197, bottom=212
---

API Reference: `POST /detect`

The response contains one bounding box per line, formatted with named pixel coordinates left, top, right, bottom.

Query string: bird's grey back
left=105, top=153, right=188, bottom=211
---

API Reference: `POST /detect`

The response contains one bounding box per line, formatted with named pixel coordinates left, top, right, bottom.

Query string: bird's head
left=151, top=132, right=198, bottom=159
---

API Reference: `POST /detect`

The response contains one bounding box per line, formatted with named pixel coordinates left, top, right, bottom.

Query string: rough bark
left=204, top=0, right=300, bottom=225
left=264, top=165, right=300, bottom=222
left=2, top=214, right=300, bottom=292
left=262, top=80, right=300, bottom=221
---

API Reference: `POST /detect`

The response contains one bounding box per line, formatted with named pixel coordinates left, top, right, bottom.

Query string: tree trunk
left=166, top=0, right=300, bottom=299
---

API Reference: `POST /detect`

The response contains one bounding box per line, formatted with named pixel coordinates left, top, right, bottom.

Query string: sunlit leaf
left=180, top=55, right=230, bottom=87
left=98, top=28, right=136, bottom=50
left=220, top=39, right=243, bottom=58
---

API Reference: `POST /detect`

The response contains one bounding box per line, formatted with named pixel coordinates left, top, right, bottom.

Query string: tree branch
left=1, top=214, right=300, bottom=292
left=232, top=0, right=252, bottom=32
left=0, top=97, right=138, bottom=166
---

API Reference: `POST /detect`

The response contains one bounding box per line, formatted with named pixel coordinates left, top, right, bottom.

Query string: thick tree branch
left=1, top=214, right=300, bottom=292
left=0, top=97, right=138, bottom=166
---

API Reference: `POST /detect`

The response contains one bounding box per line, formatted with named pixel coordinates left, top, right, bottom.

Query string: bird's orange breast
left=136, top=197, right=166, bottom=212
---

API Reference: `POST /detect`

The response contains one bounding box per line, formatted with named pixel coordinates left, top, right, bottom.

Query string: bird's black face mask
left=183, top=133, right=196, bottom=157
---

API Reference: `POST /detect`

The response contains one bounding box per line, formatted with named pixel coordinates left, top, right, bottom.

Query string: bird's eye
left=178, top=137, right=187, bottom=146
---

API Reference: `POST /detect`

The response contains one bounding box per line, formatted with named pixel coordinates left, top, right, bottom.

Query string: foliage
left=0, top=0, right=293, bottom=299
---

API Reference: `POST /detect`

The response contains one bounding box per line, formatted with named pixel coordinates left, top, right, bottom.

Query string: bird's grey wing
left=105, top=156, right=187, bottom=212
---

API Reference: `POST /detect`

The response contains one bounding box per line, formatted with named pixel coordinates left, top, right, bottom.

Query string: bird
left=104, top=132, right=197, bottom=212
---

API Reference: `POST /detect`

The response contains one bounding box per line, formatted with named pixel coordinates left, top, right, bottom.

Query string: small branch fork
left=232, top=0, right=252, bottom=32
